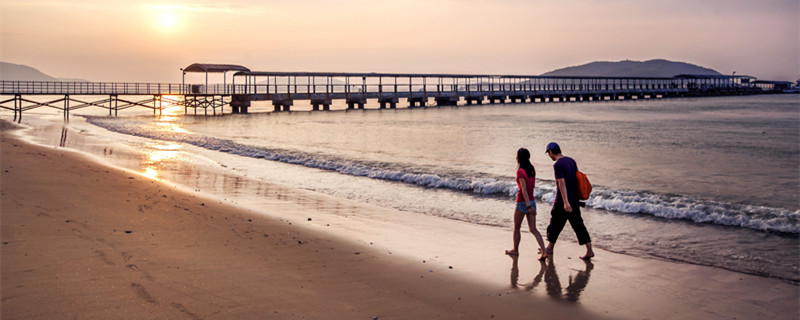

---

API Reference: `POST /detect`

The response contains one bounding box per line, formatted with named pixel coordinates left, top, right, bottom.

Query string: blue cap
left=545, top=142, right=560, bottom=153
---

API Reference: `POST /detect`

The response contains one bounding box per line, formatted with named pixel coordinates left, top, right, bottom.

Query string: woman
left=505, top=148, right=548, bottom=260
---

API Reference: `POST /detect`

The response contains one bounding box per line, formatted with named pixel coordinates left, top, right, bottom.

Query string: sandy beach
left=2, top=121, right=798, bottom=319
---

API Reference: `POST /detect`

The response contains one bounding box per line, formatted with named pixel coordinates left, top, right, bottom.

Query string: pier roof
left=753, top=80, right=793, bottom=85
left=234, top=71, right=683, bottom=80
left=183, top=63, right=250, bottom=73
left=674, top=74, right=755, bottom=80
left=235, top=71, right=485, bottom=78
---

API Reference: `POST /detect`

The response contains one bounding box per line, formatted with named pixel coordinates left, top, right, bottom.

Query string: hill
left=541, top=59, right=722, bottom=78
left=0, top=62, right=87, bottom=82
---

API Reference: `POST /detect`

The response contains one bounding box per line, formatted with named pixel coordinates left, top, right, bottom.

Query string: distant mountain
left=541, top=59, right=722, bottom=78
left=0, top=62, right=88, bottom=82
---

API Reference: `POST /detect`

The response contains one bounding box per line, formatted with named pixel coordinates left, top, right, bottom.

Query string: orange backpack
left=576, top=170, right=592, bottom=201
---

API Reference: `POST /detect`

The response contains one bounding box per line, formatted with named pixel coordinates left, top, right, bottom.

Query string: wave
left=86, top=116, right=800, bottom=234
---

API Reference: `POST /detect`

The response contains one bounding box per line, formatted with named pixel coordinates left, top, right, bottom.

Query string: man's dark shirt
left=553, top=156, right=579, bottom=206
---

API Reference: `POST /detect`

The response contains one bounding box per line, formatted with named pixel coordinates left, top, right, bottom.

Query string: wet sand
left=2, top=122, right=798, bottom=319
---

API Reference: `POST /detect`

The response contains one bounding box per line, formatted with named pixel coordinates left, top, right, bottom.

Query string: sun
left=158, top=12, right=176, bottom=28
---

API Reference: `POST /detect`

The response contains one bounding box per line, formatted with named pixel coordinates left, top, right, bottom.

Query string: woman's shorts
left=516, top=201, right=537, bottom=214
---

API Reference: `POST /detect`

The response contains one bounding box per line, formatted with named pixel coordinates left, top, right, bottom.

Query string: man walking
left=544, top=142, right=595, bottom=260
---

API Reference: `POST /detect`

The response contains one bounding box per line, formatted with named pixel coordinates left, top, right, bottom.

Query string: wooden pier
left=0, top=63, right=790, bottom=122
left=228, top=71, right=776, bottom=113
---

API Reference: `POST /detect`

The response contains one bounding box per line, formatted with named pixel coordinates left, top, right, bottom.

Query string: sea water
left=12, top=94, right=800, bottom=283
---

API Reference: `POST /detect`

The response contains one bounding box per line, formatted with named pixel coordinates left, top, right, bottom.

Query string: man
left=544, top=142, right=595, bottom=260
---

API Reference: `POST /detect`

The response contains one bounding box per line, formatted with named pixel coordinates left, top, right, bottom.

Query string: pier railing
left=0, top=81, right=190, bottom=95
left=229, top=74, right=697, bottom=96
left=0, top=75, right=764, bottom=98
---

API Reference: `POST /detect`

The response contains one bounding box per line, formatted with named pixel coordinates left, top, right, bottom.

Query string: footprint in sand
left=131, top=283, right=157, bottom=304
left=94, top=250, right=115, bottom=265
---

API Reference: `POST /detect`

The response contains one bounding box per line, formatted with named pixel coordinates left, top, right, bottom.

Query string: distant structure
left=0, top=63, right=793, bottom=121
left=181, top=63, right=250, bottom=114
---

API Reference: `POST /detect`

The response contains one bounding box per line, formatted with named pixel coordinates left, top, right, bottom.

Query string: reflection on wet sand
left=141, top=142, right=182, bottom=180
left=509, top=256, right=593, bottom=303
left=59, top=126, right=68, bottom=147
left=140, top=109, right=188, bottom=180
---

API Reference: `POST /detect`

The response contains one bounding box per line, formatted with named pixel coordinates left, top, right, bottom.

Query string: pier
left=0, top=63, right=791, bottom=122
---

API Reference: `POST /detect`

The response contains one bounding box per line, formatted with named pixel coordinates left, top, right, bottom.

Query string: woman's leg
left=525, top=212, right=547, bottom=260
left=506, top=209, right=525, bottom=256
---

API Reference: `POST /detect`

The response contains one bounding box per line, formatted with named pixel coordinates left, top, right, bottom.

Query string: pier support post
left=311, top=103, right=331, bottom=111
left=465, top=94, right=484, bottom=105
left=378, top=96, right=399, bottom=109
left=272, top=101, right=292, bottom=112
left=64, top=94, right=69, bottom=122
left=231, top=94, right=252, bottom=114
left=408, top=97, right=427, bottom=108
left=311, top=96, right=332, bottom=111
left=14, top=95, right=21, bottom=123
left=346, top=97, right=367, bottom=110
left=488, top=95, right=506, bottom=104
left=434, top=96, right=458, bottom=106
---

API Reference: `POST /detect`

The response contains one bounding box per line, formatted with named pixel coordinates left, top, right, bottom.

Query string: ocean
left=12, top=94, right=800, bottom=283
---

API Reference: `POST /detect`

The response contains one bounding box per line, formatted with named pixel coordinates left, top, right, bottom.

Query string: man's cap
left=545, top=142, right=560, bottom=153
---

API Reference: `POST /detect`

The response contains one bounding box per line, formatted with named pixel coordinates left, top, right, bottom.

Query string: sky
left=1, top=0, right=798, bottom=83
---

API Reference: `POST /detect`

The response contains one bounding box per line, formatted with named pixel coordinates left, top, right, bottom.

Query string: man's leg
left=567, top=206, right=594, bottom=259
left=546, top=206, right=568, bottom=254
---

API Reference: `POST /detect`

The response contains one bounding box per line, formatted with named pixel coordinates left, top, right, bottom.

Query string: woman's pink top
left=516, top=168, right=535, bottom=203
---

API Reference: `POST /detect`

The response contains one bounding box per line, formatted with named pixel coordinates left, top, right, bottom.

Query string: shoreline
left=0, top=124, right=602, bottom=319
left=2, top=121, right=798, bottom=319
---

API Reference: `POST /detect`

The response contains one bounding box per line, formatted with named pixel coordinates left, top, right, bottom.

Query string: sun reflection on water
left=155, top=100, right=190, bottom=133
left=142, top=101, right=187, bottom=179
left=142, top=142, right=182, bottom=180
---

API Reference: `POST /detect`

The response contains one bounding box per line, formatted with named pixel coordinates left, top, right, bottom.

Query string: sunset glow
left=0, top=0, right=797, bottom=82
left=158, top=12, right=175, bottom=29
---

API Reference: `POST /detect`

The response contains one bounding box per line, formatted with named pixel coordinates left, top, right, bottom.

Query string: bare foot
left=505, top=249, right=519, bottom=256
left=580, top=252, right=595, bottom=260
left=537, top=248, right=548, bottom=261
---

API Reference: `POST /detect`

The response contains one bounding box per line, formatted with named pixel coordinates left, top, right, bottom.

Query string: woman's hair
left=517, top=148, right=535, bottom=178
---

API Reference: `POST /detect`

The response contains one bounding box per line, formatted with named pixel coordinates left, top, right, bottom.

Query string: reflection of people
left=505, top=148, right=548, bottom=260
left=528, top=260, right=546, bottom=292
left=565, top=259, right=594, bottom=302
left=511, top=257, right=593, bottom=303
left=509, top=255, right=520, bottom=288
left=509, top=255, right=547, bottom=291
left=543, top=257, right=562, bottom=299
left=544, top=142, right=595, bottom=260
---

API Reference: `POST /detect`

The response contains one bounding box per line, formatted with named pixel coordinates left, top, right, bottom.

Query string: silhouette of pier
left=0, top=63, right=792, bottom=122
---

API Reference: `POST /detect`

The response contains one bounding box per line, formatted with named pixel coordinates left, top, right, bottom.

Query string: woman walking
left=505, top=148, right=548, bottom=260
